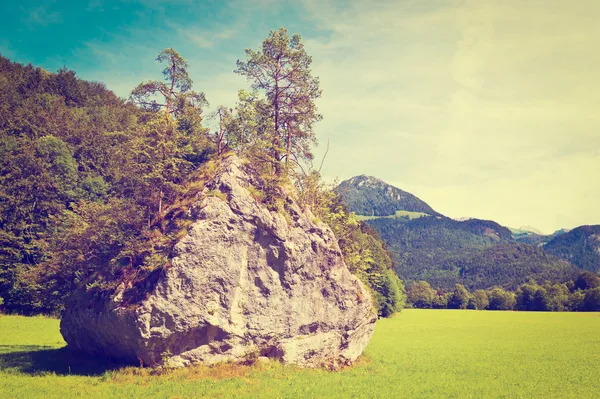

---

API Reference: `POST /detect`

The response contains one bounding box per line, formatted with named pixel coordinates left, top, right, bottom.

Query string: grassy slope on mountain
left=355, top=210, right=428, bottom=221
left=335, top=175, right=440, bottom=217
left=544, top=225, right=600, bottom=272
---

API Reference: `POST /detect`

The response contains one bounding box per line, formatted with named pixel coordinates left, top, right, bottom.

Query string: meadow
left=1, top=310, right=599, bottom=398
left=355, top=210, right=428, bottom=221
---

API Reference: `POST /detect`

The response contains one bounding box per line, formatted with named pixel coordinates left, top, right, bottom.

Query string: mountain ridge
left=336, top=175, right=584, bottom=290
left=335, top=175, right=441, bottom=217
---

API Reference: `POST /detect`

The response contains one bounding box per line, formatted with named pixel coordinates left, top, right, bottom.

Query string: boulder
left=60, top=156, right=376, bottom=368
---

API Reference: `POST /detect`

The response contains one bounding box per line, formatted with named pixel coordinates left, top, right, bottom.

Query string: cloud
left=166, top=22, right=239, bottom=49
left=298, top=0, right=600, bottom=231
left=21, top=2, right=62, bottom=29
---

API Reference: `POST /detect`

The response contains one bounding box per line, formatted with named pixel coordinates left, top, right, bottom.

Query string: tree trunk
left=158, top=188, right=163, bottom=219
left=165, top=59, right=176, bottom=120
left=217, top=109, right=223, bottom=155
left=286, top=120, right=292, bottom=167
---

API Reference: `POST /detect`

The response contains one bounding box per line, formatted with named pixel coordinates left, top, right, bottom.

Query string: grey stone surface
left=60, top=156, right=376, bottom=368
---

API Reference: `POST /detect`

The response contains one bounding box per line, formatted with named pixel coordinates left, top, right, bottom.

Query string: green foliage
left=406, top=281, right=436, bottom=309
left=487, top=288, right=516, bottom=310
left=0, top=54, right=210, bottom=313
left=574, top=271, right=600, bottom=290
left=569, top=290, right=586, bottom=311
left=355, top=210, right=428, bottom=222
left=367, top=217, right=576, bottom=291
left=582, top=287, right=600, bottom=311
left=405, top=274, right=600, bottom=312
left=544, top=225, right=600, bottom=272
left=370, top=270, right=406, bottom=317
left=235, top=27, right=322, bottom=173
left=130, top=48, right=208, bottom=121
left=447, top=284, right=470, bottom=309
left=431, top=292, right=449, bottom=309
left=472, top=290, right=489, bottom=310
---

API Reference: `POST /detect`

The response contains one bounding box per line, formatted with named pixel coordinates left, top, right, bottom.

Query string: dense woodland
left=543, top=225, right=600, bottom=272
left=0, top=28, right=405, bottom=317
left=366, top=216, right=576, bottom=290
left=406, top=271, right=600, bottom=311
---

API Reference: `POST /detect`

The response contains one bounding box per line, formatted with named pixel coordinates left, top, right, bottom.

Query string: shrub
left=487, top=288, right=516, bottom=310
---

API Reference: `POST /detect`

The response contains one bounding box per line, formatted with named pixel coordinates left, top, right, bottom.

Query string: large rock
left=60, top=156, right=376, bottom=368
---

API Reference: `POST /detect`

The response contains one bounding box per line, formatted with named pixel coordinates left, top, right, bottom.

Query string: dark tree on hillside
left=407, top=281, right=436, bottom=308
left=487, top=288, right=516, bottom=310
left=447, top=284, right=470, bottom=309
left=472, top=290, right=489, bottom=310
left=574, top=271, right=600, bottom=291
left=583, top=287, right=600, bottom=311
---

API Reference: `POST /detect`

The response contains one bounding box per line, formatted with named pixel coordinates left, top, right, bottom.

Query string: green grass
left=1, top=310, right=600, bottom=398
left=355, top=210, right=428, bottom=221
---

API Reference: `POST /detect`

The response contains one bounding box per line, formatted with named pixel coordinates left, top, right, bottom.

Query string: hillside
left=544, top=225, right=600, bottom=272
left=368, top=216, right=574, bottom=290
left=458, top=243, right=576, bottom=289
left=336, top=175, right=441, bottom=217
left=338, top=176, right=578, bottom=290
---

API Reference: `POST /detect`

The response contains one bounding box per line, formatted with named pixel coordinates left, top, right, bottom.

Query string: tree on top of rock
left=130, top=48, right=207, bottom=120
left=235, top=28, right=322, bottom=175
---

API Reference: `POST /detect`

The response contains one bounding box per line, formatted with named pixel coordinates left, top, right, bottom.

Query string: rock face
left=60, top=156, right=376, bottom=368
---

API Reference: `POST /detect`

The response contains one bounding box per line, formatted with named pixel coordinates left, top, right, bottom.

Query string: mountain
left=337, top=176, right=578, bottom=290
left=544, top=225, right=600, bottom=272
left=335, top=175, right=441, bottom=217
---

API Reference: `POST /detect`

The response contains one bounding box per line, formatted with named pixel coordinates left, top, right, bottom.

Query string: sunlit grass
left=1, top=310, right=599, bottom=398
left=355, top=210, right=428, bottom=221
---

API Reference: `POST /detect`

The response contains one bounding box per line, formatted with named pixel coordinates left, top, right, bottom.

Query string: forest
left=406, top=271, right=600, bottom=311
left=366, top=216, right=576, bottom=290
left=0, top=28, right=404, bottom=317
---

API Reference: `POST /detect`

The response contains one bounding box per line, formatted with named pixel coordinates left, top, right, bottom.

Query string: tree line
left=406, top=271, right=600, bottom=311
left=0, top=28, right=404, bottom=317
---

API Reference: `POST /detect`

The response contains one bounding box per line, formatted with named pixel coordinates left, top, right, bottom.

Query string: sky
left=1, top=0, right=599, bottom=233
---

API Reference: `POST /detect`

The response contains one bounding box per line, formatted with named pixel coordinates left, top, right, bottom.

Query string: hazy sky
left=2, top=0, right=599, bottom=233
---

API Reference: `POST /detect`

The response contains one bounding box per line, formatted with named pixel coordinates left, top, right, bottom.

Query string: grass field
left=1, top=310, right=600, bottom=398
left=355, top=210, right=428, bottom=221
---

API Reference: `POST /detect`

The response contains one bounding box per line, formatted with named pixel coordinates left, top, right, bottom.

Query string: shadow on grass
left=0, top=345, right=133, bottom=376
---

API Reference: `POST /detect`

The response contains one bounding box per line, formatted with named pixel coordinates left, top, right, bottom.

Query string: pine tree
left=235, top=28, right=322, bottom=175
